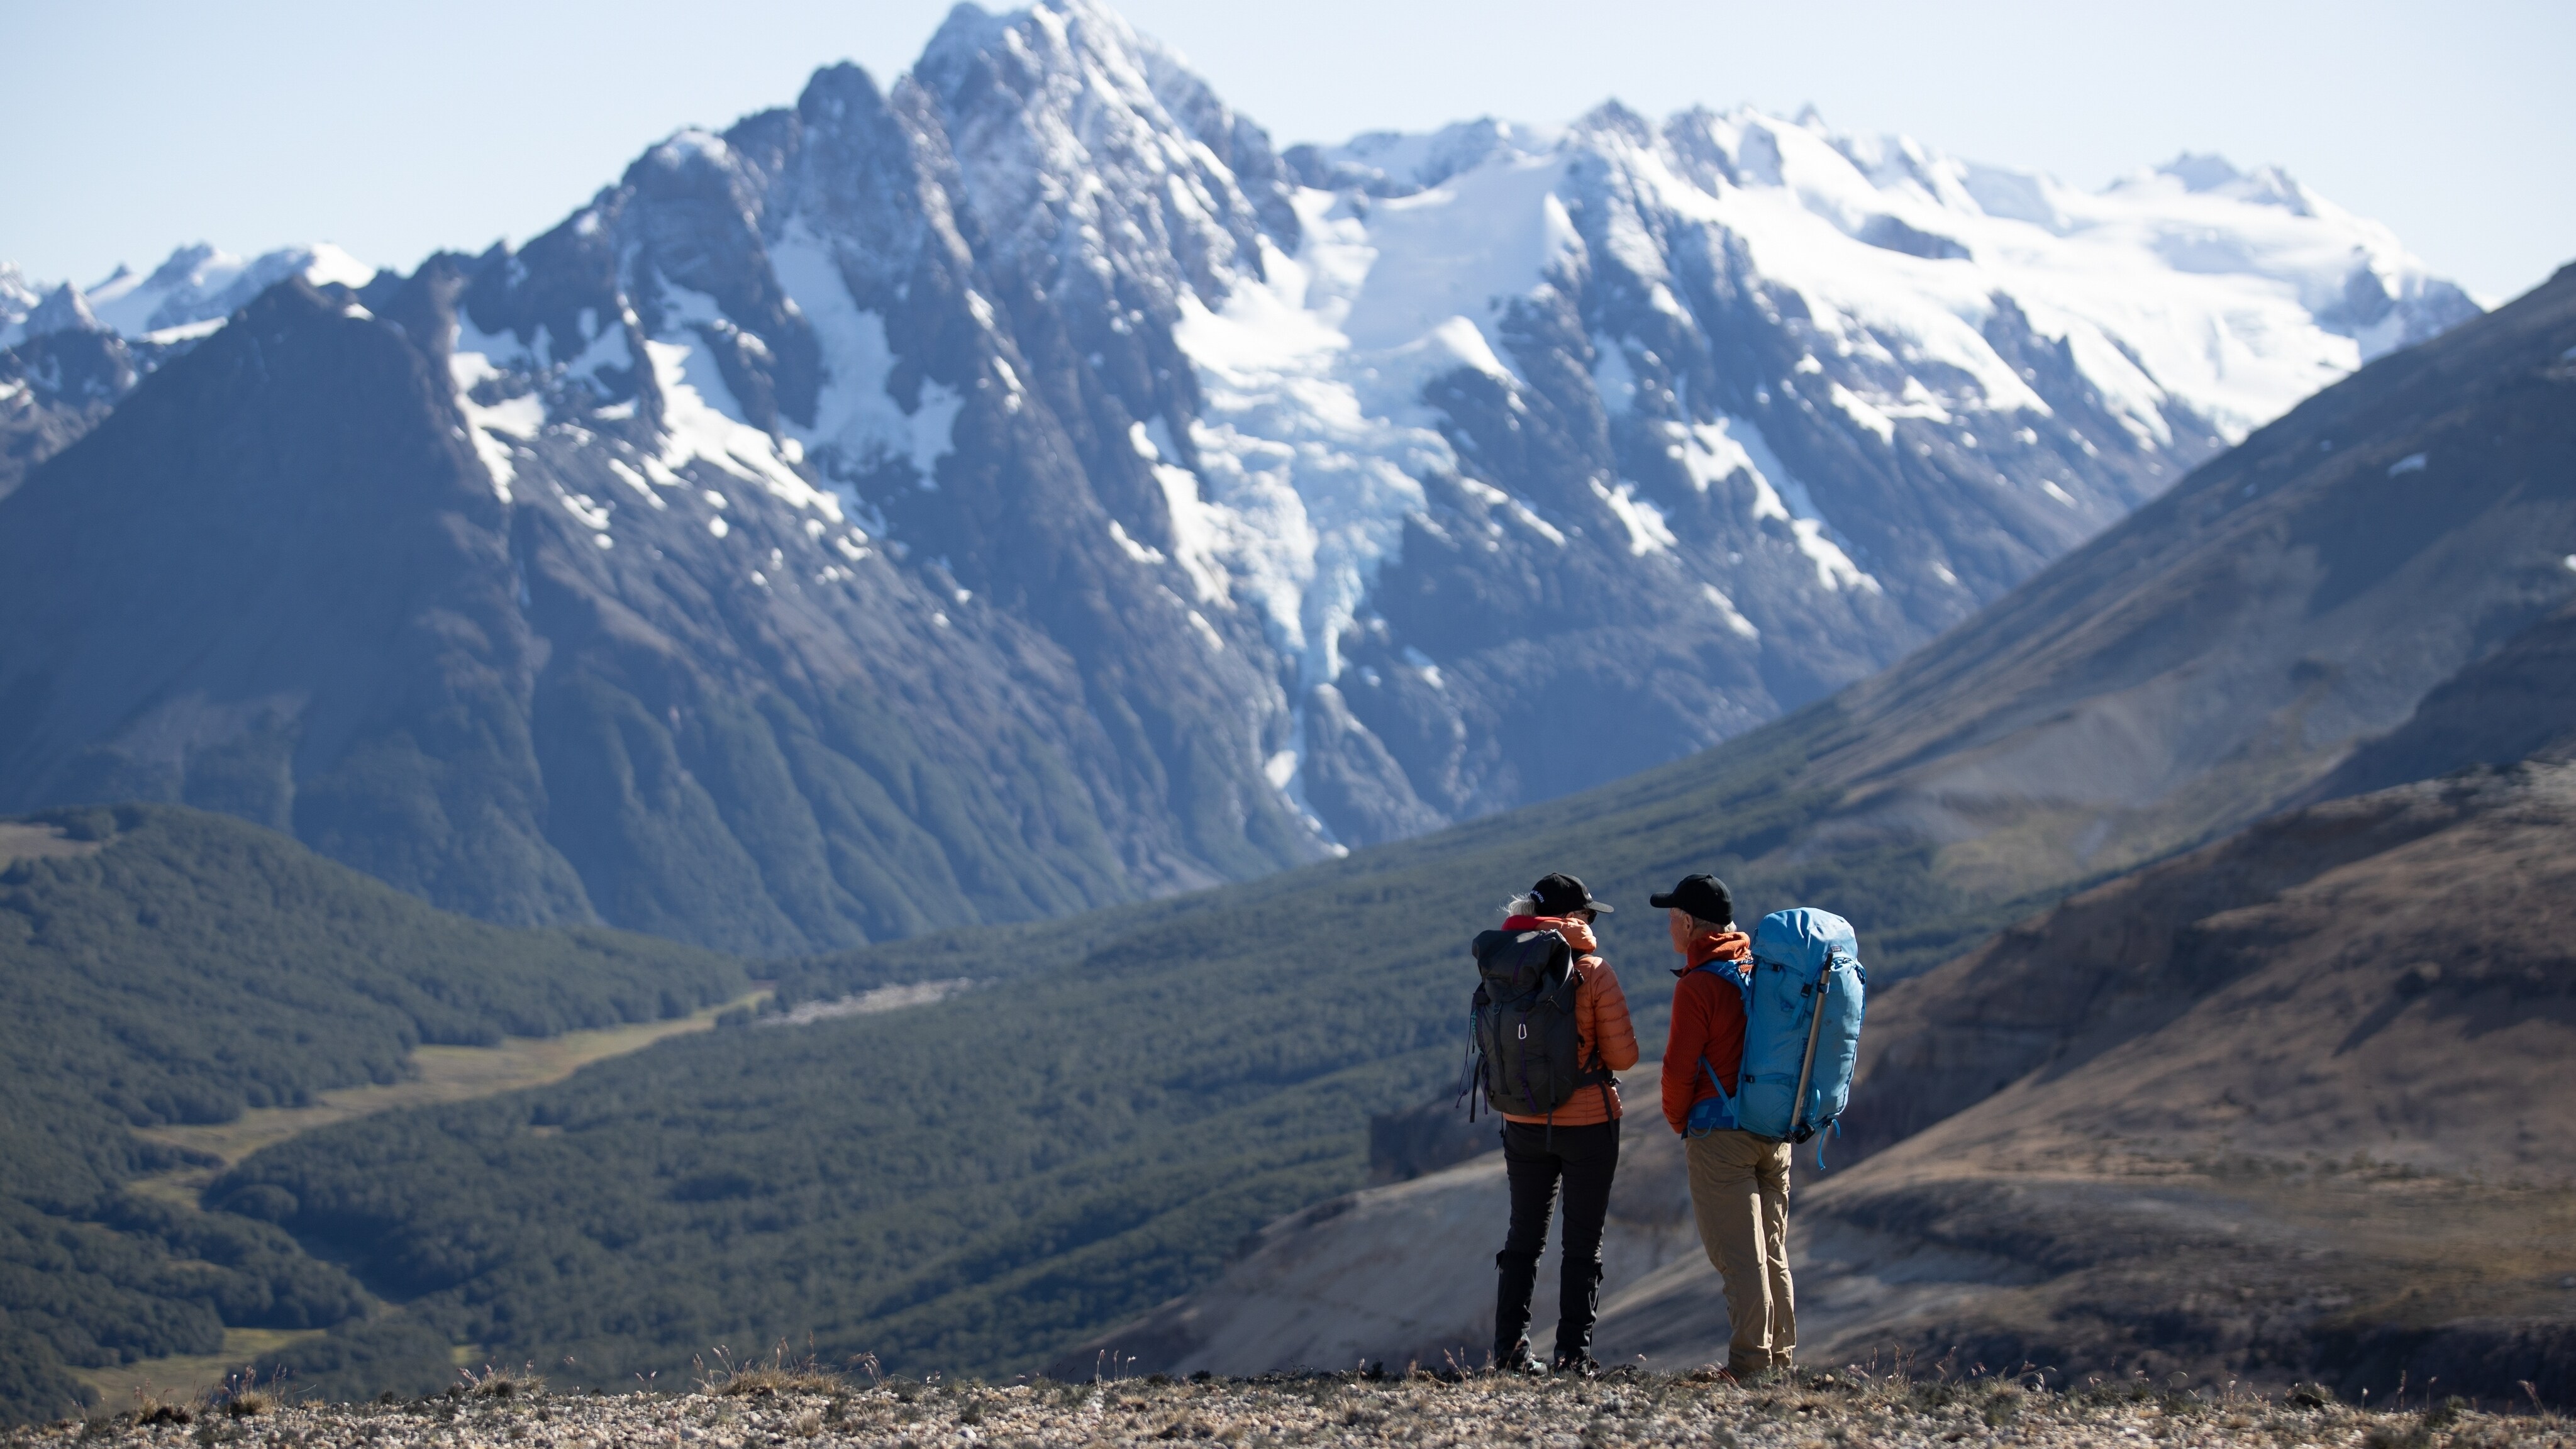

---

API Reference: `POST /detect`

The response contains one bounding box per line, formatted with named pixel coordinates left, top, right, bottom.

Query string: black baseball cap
left=1649, top=874, right=1734, bottom=924
left=1529, top=872, right=1612, bottom=916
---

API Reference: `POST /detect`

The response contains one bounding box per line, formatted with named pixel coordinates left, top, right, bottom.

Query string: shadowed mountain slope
left=2317, top=592, right=2576, bottom=799
left=1846, top=764, right=2576, bottom=1166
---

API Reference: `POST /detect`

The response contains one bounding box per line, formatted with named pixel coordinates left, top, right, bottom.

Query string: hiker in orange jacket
left=1490, top=872, right=1638, bottom=1377
left=1655, top=872, right=1794, bottom=1380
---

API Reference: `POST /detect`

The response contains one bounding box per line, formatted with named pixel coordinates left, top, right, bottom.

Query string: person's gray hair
left=1504, top=894, right=1539, bottom=918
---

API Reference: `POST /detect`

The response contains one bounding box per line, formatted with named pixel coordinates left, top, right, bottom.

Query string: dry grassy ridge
left=11, top=1369, right=2569, bottom=1449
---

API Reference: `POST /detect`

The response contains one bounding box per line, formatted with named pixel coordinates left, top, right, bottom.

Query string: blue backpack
left=1686, top=908, right=1868, bottom=1161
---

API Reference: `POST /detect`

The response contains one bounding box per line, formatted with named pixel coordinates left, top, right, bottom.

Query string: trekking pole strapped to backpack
left=1785, top=962, right=1832, bottom=1143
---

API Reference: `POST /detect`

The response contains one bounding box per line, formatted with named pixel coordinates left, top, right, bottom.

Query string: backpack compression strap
left=1453, top=1002, right=1483, bottom=1121
left=1692, top=1055, right=1740, bottom=1136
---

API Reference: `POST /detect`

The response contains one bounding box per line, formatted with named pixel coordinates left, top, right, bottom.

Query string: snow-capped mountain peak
left=2150, top=150, right=2312, bottom=211
left=80, top=242, right=374, bottom=343
left=0, top=265, right=41, bottom=336
left=20, top=284, right=104, bottom=341
left=2, top=242, right=377, bottom=353
left=1287, top=117, right=1550, bottom=196
left=915, top=0, right=1298, bottom=315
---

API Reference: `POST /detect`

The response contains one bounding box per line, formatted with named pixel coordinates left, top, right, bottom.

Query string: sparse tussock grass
left=695, top=1343, right=848, bottom=1398
left=1982, top=1382, right=2026, bottom=1426
left=458, top=1363, right=546, bottom=1400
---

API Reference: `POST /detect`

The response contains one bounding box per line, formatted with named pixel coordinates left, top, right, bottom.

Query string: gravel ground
left=11, top=1370, right=2567, bottom=1449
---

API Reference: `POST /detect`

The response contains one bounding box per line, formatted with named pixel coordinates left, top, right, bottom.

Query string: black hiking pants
left=1494, top=1117, right=1621, bottom=1364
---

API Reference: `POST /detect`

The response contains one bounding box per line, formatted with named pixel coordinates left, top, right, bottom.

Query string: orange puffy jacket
left=1496, top=915, right=1640, bottom=1126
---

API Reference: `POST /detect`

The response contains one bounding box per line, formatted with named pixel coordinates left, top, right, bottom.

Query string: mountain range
left=104, top=258, right=2567, bottom=1409
left=0, top=0, right=2480, bottom=952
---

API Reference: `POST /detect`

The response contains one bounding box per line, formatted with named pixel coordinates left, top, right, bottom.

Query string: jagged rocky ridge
left=0, top=1, right=2480, bottom=948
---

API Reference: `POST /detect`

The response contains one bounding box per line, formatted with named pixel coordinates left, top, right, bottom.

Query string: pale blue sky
left=6, top=1, right=2569, bottom=303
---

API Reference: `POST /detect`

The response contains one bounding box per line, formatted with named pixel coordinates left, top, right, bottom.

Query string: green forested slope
left=0, top=804, right=747, bottom=1424
left=207, top=711, right=2042, bottom=1391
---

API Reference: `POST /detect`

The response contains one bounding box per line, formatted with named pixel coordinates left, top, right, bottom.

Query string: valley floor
left=77, top=987, right=775, bottom=1406
left=14, top=1373, right=2564, bottom=1449
left=125, top=987, right=775, bottom=1208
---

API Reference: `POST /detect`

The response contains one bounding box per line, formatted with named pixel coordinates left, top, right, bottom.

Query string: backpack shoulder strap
left=1685, top=955, right=1752, bottom=1003
left=1684, top=957, right=1751, bottom=1133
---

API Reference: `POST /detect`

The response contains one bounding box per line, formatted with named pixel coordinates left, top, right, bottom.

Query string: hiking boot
left=1551, top=1352, right=1601, bottom=1379
left=1495, top=1345, right=1548, bottom=1377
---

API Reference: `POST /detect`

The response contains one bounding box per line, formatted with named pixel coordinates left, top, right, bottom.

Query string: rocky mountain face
left=0, top=0, right=2482, bottom=949
left=0, top=277, right=1240, bottom=953
left=0, top=320, right=139, bottom=502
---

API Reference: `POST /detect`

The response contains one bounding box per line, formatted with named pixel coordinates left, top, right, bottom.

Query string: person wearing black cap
left=1484, top=872, right=1638, bottom=1377
left=1653, top=873, right=1794, bottom=1381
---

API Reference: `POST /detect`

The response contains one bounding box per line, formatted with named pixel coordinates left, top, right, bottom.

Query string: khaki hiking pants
left=1685, top=1129, right=1794, bottom=1375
